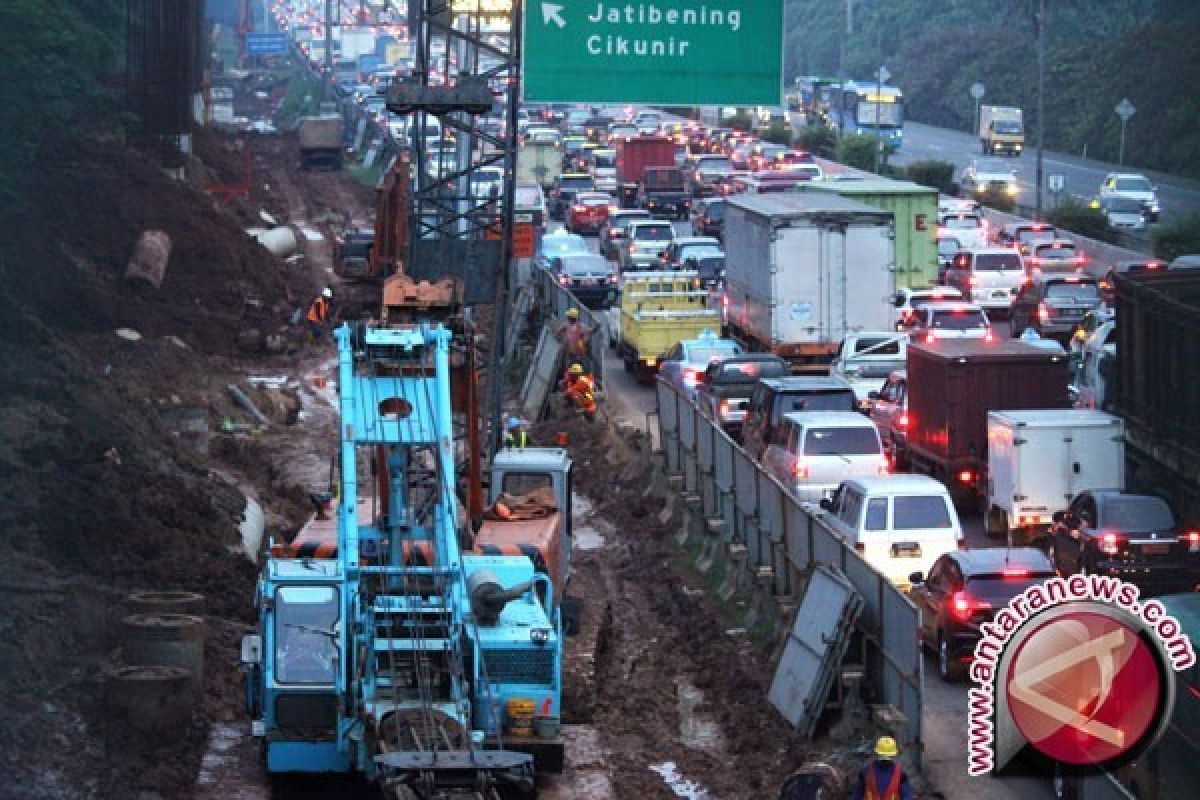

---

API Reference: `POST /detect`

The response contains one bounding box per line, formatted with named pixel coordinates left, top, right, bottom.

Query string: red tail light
left=1186, top=531, right=1200, bottom=553
left=1002, top=568, right=1030, bottom=578
left=1099, top=532, right=1124, bottom=555
left=572, top=205, right=586, bottom=213
left=1037, top=303, right=1051, bottom=322
left=925, top=332, right=936, bottom=344
left=792, top=459, right=810, bottom=479
left=897, top=413, right=910, bottom=429
left=957, top=469, right=974, bottom=485
left=877, top=457, right=890, bottom=475
left=558, top=274, right=570, bottom=286
left=984, top=328, right=995, bottom=342
left=968, top=274, right=979, bottom=287
left=718, top=400, right=730, bottom=417
left=949, top=591, right=991, bottom=621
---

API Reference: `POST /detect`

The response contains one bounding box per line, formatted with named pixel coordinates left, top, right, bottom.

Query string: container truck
left=795, top=178, right=939, bottom=289
left=985, top=409, right=1125, bottom=543
left=1113, top=269, right=1200, bottom=521
left=901, top=339, right=1070, bottom=506
left=722, top=193, right=896, bottom=372
left=978, top=105, right=1024, bottom=156
left=614, top=136, right=676, bottom=209
left=297, top=115, right=344, bottom=170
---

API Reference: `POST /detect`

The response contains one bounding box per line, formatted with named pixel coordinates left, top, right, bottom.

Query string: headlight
left=1006, top=184, right=1019, bottom=195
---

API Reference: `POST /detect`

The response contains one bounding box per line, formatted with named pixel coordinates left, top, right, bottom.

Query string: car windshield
left=1018, top=228, right=1056, bottom=245
left=560, top=176, right=594, bottom=190
left=559, top=255, right=610, bottom=274
left=632, top=224, right=673, bottom=241
left=994, top=121, right=1023, bottom=135
left=932, top=309, right=987, bottom=329
left=577, top=194, right=610, bottom=207
left=975, top=253, right=1023, bottom=271
left=803, top=427, right=880, bottom=456
left=1045, top=281, right=1099, bottom=301
left=593, top=152, right=616, bottom=167
left=937, top=239, right=962, bottom=256
left=717, top=360, right=788, bottom=383
left=685, top=346, right=737, bottom=365
left=680, top=245, right=723, bottom=260
left=967, top=572, right=1055, bottom=605
left=1104, top=197, right=1144, bottom=213
left=781, top=391, right=856, bottom=413
left=1114, top=177, right=1152, bottom=192
left=1101, top=495, right=1174, bottom=531
left=698, top=157, right=733, bottom=173
left=893, top=496, right=953, bottom=529
left=644, top=169, right=684, bottom=188
left=941, top=216, right=981, bottom=230
left=1036, top=245, right=1076, bottom=260
left=563, top=138, right=587, bottom=153
left=853, top=337, right=902, bottom=356
left=541, top=235, right=589, bottom=256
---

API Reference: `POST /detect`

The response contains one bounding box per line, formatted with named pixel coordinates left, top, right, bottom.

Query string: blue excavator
left=242, top=322, right=572, bottom=799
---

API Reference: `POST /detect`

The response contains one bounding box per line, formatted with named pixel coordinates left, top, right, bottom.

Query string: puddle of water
left=574, top=525, right=606, bottom=551
left=677, top=679, right=723, bottom=753
left=649, top=762, right=712, bottom=799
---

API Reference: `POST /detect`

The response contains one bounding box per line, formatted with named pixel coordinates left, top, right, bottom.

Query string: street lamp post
left=970, top=82, right=985, bottom=143
left=874, top=65, right=889, bottom=173
left=1115, top=98, right=1136, bottom=167
left=1035, top=0, right=1045, bottom=220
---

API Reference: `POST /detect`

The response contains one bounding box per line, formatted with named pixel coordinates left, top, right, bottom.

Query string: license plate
left=1142, top=543, right=1170, bottom=555
left=891, top=542, right=922, bottom=557
left=992, top=291, right=1007, bottom=299
left=580, top=278, right=596, bottom=286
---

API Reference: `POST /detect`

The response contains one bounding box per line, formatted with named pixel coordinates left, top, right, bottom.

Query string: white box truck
left=978, top=105, right=1024, bottom=156
left=723, top=193, right=896, bottom=371
left=985, top=409, right=1125, bottom=542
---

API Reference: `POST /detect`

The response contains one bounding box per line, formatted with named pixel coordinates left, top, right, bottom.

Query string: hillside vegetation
left=784, top=0, right=1200, bottom=178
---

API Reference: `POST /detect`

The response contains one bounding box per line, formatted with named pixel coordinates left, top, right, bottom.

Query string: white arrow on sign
left=542, top=2, right=566, bottom=28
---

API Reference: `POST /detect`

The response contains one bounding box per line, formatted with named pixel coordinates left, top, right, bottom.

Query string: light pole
left=970, top=82, right=985, bottom=140
left=1034, top=0, right=1045, bottom=220
left=1115, top=98, right=1135, bottom=167
left=874, top=65, right=889, bottom=173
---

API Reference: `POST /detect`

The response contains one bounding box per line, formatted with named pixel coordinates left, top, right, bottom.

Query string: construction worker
left=563, top=363, right=597, bottom=422
left=555, top=308, right=594, bottom=372
left=503, top=416, right=530, bottom=449
left=306, top=287, right=333, bottom=341
left=850, top=737, right=912, bottom=800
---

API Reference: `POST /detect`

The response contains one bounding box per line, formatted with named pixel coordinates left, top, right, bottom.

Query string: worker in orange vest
left=850, top=737, right=912, bottom=800
left=306, top=287, right=333, bottom=341
left=563, top=363, right=597, bottom=422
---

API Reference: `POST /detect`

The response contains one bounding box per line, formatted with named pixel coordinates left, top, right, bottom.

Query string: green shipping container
left=794, top=179, right=938, bottom=289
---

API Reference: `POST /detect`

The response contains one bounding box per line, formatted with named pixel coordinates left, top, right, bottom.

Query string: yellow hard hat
left=875, top=736, right=899, bottom=759
left=566, top=307, right=580, bottom=319
left=569, top=363, right=584, bottom=375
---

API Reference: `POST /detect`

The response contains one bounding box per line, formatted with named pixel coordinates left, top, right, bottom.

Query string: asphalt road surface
left=892, top=120, right=1200, bottom=226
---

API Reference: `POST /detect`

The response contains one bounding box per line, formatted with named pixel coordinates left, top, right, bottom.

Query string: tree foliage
left=794, top=125, right=836, bottom=159
left=1151, top=212, right=1200, bottom=261
left=760, top=123, right=794, bottom=146
left=906, top=160, right=956, bottom=194
left=836, top=134, right=880, bottom=172
left=785, top=1, right=1200, bottom=177
left=1045, top=198, right=1118, bottom=244
left=0, top=0, right=124, bottom=207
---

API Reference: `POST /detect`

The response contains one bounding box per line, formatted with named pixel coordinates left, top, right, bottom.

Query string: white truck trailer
left=978, top=105, right=1025, bottom=156
left=722, top=193, right=896, bottom=372
left=985, top=409, right=1125, bottom=542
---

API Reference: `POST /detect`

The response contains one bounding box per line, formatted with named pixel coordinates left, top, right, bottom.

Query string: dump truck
left=979, top=105, right=1024, bottom=156
left=723, top=193, right=896, bottom=372
left=297, top=115, right=344, bottom=170
left=901, top=339, right=1070, bottom=506
left=1113, top=269, right=1200, bottom=520
left=615, top=135, right=676, bottom=209
left=611, top=270, right=722, bottom=384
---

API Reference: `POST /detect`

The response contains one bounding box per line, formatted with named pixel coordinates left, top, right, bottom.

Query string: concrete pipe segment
left=121, top=612, right=207, bottom=691
left=125, top=589, right=207, bottom=616
left=107, top=665, right=194, bottom=734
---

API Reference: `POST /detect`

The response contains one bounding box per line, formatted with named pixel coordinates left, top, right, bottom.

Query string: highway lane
left=892, top=120, right=1200, bottom=225
left=556, top=212, right=1057, bottom=800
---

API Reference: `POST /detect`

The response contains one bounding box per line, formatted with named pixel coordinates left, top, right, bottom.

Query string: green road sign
left=522, top=1, right=783, bottom=106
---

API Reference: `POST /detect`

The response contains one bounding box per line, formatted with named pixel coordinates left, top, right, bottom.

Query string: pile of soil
left=0, top=130, right=319, bottom=798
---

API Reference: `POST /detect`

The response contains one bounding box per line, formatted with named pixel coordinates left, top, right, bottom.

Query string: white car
left=1096, top=195, right=1146, bottom=231
left=960, top=158, right=1020, bottom=199
left=937, top=211, right=987, bottom=250
left=893, top=286, right=965, bottom=331
left=829, top=333, right=908, bottom=407
left=1099, top=172, right=1159, bottom=222
left=818, top=475, right=965, bottom=591
left=943, top=247, right=1026, bottom=315
left=907, top=301, right=992, bottom=343
left=591, top=148, right=618, bottom=193
left=761, top=412, right=888, bottom=503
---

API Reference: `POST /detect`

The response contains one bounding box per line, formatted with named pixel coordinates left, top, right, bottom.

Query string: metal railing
left=656, top=378, right=923, bottom=761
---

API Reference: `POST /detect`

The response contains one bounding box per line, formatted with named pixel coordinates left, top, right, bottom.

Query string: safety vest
left=566, top=375, right=596, bottom=413
left=307, top=297, right=329, bottom=323
left=864, top=761, right=903, bottom=800
left=504, top=430, right=529, bottom=449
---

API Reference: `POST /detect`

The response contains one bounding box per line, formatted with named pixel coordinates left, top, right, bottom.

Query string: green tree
left=836, top=134, right=884, bottom=172
left=794, top=125, right=836, bottom=159
left=1152, top=212, right=1200, bottom=261
left=761, top=123, right=794, bottom=146
left=1045, top=198, right=1118, bottom=244
left=906, top=160, right=957, bottom=194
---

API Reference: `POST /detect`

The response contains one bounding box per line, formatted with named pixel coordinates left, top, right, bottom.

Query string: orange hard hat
left=493, top=501, right=512, bottom=520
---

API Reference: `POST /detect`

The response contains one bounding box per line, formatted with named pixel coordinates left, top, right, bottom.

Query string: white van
left=818, top=475, right=964, bottom=591
left=762, top=412, right=888, bottom=503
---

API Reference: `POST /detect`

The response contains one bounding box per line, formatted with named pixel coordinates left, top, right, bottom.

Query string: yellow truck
left=610, top=270, right=722, bottom=384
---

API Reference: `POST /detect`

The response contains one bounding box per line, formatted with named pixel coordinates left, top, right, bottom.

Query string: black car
left=1049, top=490, right=1200, bottom=593
left=1098, top=259, right=1166, bottom=305
left=910, top=548, right=1055, bottom=681
left=1010, top=274, right=1102, bottom=341
left=694, top=198, right=726, bottom=241
left=694, top=355, right=790, bottom=439
left=549, top=253, right=618, bottom=309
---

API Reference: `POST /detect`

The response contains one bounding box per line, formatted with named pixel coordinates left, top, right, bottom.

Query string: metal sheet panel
left=657, top=380, right=680, bottom=475
left=812, top=518, right=846, bottom=571
left=734, top=450, right=759, bottom=516
left=843, top=551, right=883, bottom=634
left=697, top=415, right=715, bottom=474
left=714, top=437, right=735, bottom=492
left=785, top=502, right=813, bottom=573
left=759, top=477, right=786, bottom=545
left=680, top=401, right=696, bottom=452
left=768, top=565, right=864, bottom=735
left=519, top=326, right=563, bottom=422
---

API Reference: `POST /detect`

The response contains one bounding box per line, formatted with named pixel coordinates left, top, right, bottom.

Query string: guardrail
left=656, top=378, right=923, bottom=760
left=529, top=266, right=608, bottom=392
